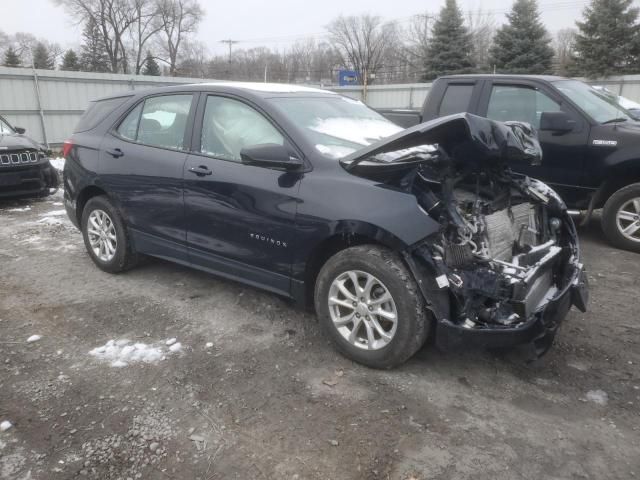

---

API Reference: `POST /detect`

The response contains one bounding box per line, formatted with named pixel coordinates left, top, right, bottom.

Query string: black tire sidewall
left=315, top=246, right=428, bottom=368
left=602, top=183, right=640, bottom=252
left=81, top=196, right=131, bottom=273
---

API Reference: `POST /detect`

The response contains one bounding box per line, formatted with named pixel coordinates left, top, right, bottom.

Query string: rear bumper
left=435, top=267, right=589, bottom=357
left=0, top=161, right=58, bottom=199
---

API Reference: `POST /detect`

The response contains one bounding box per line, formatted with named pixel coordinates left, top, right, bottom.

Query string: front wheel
left=314, top=245, right=430, bottom=369
left=602, top=183, right=640, bottom=253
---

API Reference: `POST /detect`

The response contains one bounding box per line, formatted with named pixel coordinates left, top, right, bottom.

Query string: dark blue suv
left=63, top=83, right=588, bottom=368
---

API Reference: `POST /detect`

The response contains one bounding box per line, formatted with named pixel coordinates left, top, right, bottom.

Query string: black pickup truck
left=379, top=74, right=640, bottom=253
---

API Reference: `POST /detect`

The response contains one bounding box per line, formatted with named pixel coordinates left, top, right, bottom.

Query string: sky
left=1, top=0, right=594, bottom=56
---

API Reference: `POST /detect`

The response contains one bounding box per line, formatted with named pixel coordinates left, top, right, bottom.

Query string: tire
left=314, top=245, right=430, bottom=369
left=602, top=182, right=640, bottom=253
left=81, top=195, right=137, bottom=273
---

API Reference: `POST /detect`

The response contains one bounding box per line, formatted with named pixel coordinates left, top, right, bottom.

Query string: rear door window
left=75, top=96, right=130, bottom=133
left=115, top=94, right=193, bottom=150
left=438, top=84, right=474, bottom=116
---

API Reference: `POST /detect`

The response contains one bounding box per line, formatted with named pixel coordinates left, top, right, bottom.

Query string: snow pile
left=26, top=335, right=42, bottom=343
left=89, top=339, right=183, bottom=368
left=586, top=389, right=609, bottom=406
left=0, top=421, right=12, bottom=432
left=49, top=157, right=65, bottom=171
left=7, top=207, right=31, bottom=212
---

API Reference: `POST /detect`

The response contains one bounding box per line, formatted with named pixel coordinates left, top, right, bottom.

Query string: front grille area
left=0, top=150, right=39, bottom=166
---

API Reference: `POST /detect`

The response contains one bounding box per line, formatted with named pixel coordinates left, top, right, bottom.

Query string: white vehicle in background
left=592, top=85, right=640, bottom=118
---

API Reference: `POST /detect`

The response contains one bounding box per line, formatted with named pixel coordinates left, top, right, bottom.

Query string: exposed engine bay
left=342, top=113, right=587, bottom=352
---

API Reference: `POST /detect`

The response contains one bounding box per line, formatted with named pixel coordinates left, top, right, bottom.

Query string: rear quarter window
left=438, top=84, right=474, bottom=116
left=74, top=96, right=131, bottom=133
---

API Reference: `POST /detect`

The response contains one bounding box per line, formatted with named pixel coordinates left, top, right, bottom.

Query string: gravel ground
left=0, top=188, right=638, bottom=480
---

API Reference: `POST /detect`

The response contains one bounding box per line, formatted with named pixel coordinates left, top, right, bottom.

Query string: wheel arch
left=594, top=161, right=640, bottom=209
left=302, top=222, right=409, bottom=309
left=75, top=184, right=110, bottom=226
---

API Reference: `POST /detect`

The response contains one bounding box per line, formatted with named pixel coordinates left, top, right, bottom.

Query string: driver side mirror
left=539, top=111, right=575, bottom=134
left=14, top=127, right=26, bottom=134
left=240, top=144, right=303, bottom=171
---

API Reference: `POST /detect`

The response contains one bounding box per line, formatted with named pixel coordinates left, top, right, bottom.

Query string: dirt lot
left=0, top=186, right=639, bottom=480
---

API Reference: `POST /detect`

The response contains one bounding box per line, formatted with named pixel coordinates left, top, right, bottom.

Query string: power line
left=219, top=39, right=239, bottom=63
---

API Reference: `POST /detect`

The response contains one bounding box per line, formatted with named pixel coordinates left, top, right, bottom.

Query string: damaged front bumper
left=403, top=215, right=589, bottom=358
left=434, top=264, right=588, bottom=356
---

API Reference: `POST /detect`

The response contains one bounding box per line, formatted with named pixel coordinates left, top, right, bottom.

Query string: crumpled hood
left=0, top=132, right=43, bottom=151
left=341, top=113, right=542, bottom=170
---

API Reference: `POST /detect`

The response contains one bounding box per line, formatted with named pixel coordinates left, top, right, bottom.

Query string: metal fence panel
left=3, top=66, right=640, bottom=148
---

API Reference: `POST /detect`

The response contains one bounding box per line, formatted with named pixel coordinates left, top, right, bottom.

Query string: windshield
left=268, top=96, right=403, bottom=159
left=0, top=116, right=14, bottom=134
left=554, top=80, right=634, bottom=123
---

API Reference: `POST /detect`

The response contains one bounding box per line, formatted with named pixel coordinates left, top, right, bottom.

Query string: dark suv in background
left=380, top=75, right=640, bottom=253
left=62, top=83, right=588, bottom=368
left=0, top=115, right=58, bottom=199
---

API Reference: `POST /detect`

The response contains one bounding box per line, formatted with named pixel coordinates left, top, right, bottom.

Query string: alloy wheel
left=615, top=198, right=640, bottom=243
left=327, top=270, right=398, bottom=350
left=87, top=209, right=117, bottom=262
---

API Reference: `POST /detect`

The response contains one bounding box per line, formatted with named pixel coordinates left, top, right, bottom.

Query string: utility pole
left=219, top=39, right=239, bottom=64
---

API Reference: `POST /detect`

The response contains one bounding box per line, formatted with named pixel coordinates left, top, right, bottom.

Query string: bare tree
left=554, top=28, right=577, bottom=75
left=403, top=13, right=430, bottom=74
left=55, top=0, right=139, bottom=73
left=327, top=14, right=398, bottom=84
left=130, top=0, right=162, bottom=74
left=155, top=0, right=203, bottom=76
left=466, top=7, right=496, bottom=72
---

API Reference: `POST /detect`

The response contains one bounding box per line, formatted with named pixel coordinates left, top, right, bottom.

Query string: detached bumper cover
left=435, top=266, right=589, bottom=355
left=0, top=161, right=59, bottom=198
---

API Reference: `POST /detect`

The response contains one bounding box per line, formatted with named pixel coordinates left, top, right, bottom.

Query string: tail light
left=62, top=139, right=73, bottom=158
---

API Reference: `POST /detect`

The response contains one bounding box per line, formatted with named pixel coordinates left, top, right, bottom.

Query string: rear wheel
left=81, top=196, right=137, bottom=273
left=314, top=245, right=430, bottom=369
left=602, top=183, right=640, bottom=253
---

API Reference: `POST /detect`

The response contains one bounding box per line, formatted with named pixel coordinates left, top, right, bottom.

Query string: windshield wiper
left=602, top=117, right=629, bottom=124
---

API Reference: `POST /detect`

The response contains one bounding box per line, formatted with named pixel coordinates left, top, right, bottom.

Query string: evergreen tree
left=32, top=42, right=54, bottom=69
left=489, top=0, right=554, bottom=74
left=3, top=46, right=21, bottom=67
left=80, top=18, right=110, bottom=72
left=142, top=52, right=160, bottom=76
left=574, top=0, right=640, bottom=77
left=61, top=49, right=80, bottom=71
left=423, top=0, right=475, bottom=80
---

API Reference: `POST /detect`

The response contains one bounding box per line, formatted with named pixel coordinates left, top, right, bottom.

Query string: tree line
left=1, top=0, right=638, bottom=83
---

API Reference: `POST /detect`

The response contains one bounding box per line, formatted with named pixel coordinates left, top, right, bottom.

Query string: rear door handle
left=106, top=148, right=124, bottom=158
left=188, top=165, right=213, bottom=177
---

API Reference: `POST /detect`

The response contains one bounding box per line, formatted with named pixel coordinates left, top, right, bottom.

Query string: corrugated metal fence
left=2, top=65, right=640, bottom=147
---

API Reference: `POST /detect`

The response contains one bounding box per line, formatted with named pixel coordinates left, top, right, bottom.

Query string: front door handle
left=106, top=148, right=124, bottom=158
left=188, top=165, right=213, bottom=177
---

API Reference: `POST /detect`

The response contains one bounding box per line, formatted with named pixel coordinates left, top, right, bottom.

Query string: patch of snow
left=586, top=389, right=608, bottom=405
left=26, top=335, right=41, bottom=343
left=205, top=342, right=214, bottom=348
left=39, top=209, right=67, bottom=217
left=165, top=338, right=176, bottom=346
left=0, top=421, right=12, bottom=432
left=49, top=157, right=65, bottom=171
left=315, top=144, right=357, bottom=159
left=89, top=338, right=182, bottom=368
left=197, top=81, right=335, bottom=94
left=6, top=207, right=31, bottom=212
left=310, top=117, right=402, bottom=147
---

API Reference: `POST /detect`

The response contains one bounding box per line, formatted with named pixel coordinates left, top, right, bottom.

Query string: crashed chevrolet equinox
left=63, top=83, right=589, bottom=368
